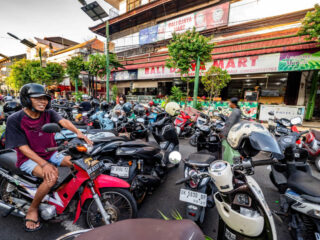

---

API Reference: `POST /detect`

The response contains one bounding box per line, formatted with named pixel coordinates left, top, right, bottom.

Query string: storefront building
left=92, top=0, right=320, bottom=120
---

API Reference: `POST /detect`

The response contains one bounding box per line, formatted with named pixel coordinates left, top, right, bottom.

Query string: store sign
left=113, top=70, right=137, bottom=81
left=139, top=2, right=230, bottom=45
left=138, top=53, right=280, bottom=79
left=278, top=50, right=320, bottom=71
left=259, top=105, right=305, bottom=122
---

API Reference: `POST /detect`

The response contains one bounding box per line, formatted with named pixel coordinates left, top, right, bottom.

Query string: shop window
left=127, top=0, right=142, bottom=11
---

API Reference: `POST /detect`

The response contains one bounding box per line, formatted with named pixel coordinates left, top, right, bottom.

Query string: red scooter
left=0, top=123, right=137, bottom=228
left=174, top=110, right=196, bottom=138
left=303, top=129, right=320, bottom=171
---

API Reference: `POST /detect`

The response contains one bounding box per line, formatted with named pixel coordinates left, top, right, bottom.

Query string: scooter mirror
left=42, top=123, right=61, bottom=133
left=268, top=111, right=274, bottom=116
left=168, top=151, right=182, bottom=165
left=291, top=117, right=302, bottom=125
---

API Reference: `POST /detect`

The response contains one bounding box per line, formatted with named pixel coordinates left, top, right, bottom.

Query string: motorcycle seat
left=0, top=149, right=71, bottom=189
left=185, top=152, right=216, bottom=167
left=120, top=140, right=157, bottom=148
left=75, top=219, right=205, bottom=240
left=287, top=170, right=320, bottom=198
left=300, top=194, right=320, bottom=204
left=0, top=149, right=24, bottom=175
left=311, top=129, right=320, bottom=141
left=92, top=136, right=129, bottom=143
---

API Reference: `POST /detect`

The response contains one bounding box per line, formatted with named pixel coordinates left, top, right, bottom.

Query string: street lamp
left=78, top=0, right=110, bottom=103
left=7, top=32, right=44, bottom=69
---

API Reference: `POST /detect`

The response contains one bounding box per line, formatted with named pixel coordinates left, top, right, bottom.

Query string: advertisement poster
left=278, top=50, right=320, bottom=71
left=138, top=2, right=230, bottom=45
left=194, top=2, right=230, bottom=32
left=113, top=70, right=137, bottom=81
left=259, top=105, right=305, bottom=122
left=139, top=25, right=158, bottom=45
left=164, top=13, right=195, bottom=39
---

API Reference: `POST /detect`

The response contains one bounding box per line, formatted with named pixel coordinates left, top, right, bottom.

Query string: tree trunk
left=186, top=80, right=189, bottom=108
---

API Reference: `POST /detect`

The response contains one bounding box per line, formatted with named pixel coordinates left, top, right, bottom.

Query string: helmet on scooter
left=227, top=121, right=283, bottom=159
left=122, top=102, right=132, bottom=113
left=149, top=100, right=154, bottom=107
left=3, top=101, right=22, bottom=113
left=100, top=101, right=109, bottom=112
left=20, top=83, right=51, bottom=110
left=91, top=98, right=100, bottom=109
left=133, top=104, right=146, bottom=117
left=165, top=102, right=180, bottom=117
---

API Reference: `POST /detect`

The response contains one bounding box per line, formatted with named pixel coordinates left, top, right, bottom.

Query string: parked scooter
left=174, top=110, right=196, bottom=138
left=303, top=129, right=320, bottom=171
left=0, top=123, right=137, bottom=228
left=106, top=126, right=181, bottom=204
left=269, top=130, right=309, bottom=193
left=177, top=121, right=282, bottom=239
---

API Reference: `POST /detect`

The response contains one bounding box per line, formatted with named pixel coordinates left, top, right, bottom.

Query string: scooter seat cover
left=288, top=170, right=320, bottom=198
left=186, top=152, right=216, bottom=167
left=75, top=219, right=205, bottom=240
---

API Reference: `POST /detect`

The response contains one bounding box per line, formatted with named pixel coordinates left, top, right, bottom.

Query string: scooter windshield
left=249, top=131, right=283, bottom=159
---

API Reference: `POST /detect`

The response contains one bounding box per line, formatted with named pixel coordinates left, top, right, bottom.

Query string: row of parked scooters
left=174, top=109, right=320, bottom=240
left=0, top=98, right=319, bottom=240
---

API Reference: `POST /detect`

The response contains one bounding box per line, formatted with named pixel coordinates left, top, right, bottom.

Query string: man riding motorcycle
left=5, top=83, right=92, bottom=232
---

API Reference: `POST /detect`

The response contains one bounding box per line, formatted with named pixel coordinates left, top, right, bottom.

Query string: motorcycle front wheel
left=315, top=156, right=320, bottom=172
left=85, top=188, right=137, bottom=228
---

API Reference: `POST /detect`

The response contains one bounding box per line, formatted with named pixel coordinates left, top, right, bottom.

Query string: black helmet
left=3, top=101, right=22, bottom=113
left=100, top=101, right=109, bottom=111
left=122, top=102, right=132, bottom=113
left=20, top=83, right=51, bottom=110
left=91, top=99, right=100, bottom=109
left=133, top=104, right=146, bottom=117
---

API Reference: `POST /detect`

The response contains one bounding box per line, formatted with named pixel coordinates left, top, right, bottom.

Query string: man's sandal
left=24, top=218, right=43, bottom=232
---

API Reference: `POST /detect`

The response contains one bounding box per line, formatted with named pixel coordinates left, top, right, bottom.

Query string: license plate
left=87, top=161, right=105, bottom=179
left=225, top=228, right=236, bottom=240
left=294, top=153, right=300, bottom=158
left=179, top=189, right=207, bottom=207
left=111, top=166, right=130, bottom=178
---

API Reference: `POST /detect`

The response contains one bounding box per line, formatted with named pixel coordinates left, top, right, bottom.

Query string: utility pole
left=193, top=56, right=200, bottom=108
left=106, top=21, right=110, bottom=103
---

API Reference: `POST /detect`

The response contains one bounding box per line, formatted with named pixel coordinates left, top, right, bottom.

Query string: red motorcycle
left=0, top=123, right=137, bottom=228
left=303, top=129, right=320, bottom=171
left=174, top=110, right=196, bottom=138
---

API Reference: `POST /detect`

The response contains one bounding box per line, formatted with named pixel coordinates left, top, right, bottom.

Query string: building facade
left=91, top=0, right=319, bottom=120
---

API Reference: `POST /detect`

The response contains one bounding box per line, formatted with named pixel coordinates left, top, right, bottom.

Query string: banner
left=113, top=70, right=137, bottom=81
left=278, top=50, right=320, bottom=71
left=139, top=25, right=158, bottom=45
left=139, top=2, right=230, bottom=45
left=259, top=105, right=305, bottom=122
left=138, top=53, right=280, bottom=79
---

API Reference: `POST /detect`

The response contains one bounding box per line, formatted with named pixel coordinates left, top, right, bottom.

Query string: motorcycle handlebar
left=251, top=159, right=277, bottom=167
left=46, top=145, right=65, bottom=152
left=175, top=176, right=192, bottom=185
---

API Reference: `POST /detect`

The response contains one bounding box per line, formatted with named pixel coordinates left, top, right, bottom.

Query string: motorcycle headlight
left=84, top=144, right=93, bottom=153
left=168, top=151, right=181, bottom=165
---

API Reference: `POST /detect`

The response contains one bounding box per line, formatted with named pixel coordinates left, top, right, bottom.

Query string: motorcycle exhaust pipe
left=0, top=200, right=25, bottom=218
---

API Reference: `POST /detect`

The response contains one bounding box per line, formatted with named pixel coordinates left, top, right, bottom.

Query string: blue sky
left=0, top=0, right=111, bottom=56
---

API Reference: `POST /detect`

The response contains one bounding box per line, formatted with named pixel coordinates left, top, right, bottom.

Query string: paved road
left=1, top=139, right=319, bottom=240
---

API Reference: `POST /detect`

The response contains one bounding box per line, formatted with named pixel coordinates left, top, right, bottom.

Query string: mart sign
left=138, top=53, right=280, bottom=79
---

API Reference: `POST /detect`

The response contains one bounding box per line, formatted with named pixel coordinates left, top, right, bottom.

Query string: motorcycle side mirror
left=291, top=117, right=302, bottom=125
left=268, top=111, right=274, bottom=116
left=217, top=107, right=223, bottom=111
left=42, top=123, right=61, bottom=133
